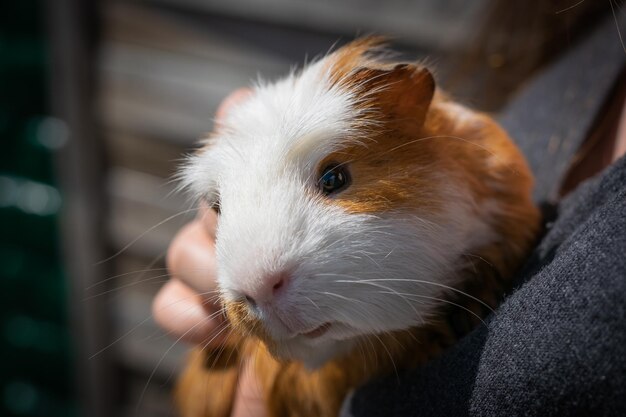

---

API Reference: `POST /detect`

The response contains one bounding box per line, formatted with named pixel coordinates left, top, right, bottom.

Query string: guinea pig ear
left=359, top=64, right=435, bottom=126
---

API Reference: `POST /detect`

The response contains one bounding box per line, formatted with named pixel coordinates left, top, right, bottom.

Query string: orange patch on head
left=314, top=41, right=444, bottom=214
left=325, top=36, right=387, bottom=83
left=318, top=40, right=537, bottom=234
left=318, top=136, right=444, bottom=214
left=318, top=46, right=441, bottom=215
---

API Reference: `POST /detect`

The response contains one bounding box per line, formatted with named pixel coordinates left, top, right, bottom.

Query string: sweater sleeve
left=345, top=156, right=626, bottom=417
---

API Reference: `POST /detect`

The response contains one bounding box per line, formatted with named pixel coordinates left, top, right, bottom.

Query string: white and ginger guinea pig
left=176, top=37, right=540, bottom=417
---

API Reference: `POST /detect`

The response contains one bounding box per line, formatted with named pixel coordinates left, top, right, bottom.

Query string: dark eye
left=211, top=200, right=221, bottom=214
left=319, top=164, right=350, bottom=195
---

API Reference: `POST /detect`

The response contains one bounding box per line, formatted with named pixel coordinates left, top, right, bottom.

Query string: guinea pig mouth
left=270, top=312, right=332, bottom=340
left=299, top=322, right=332, bottom=339
left=226, top=298, right=334, bottom=343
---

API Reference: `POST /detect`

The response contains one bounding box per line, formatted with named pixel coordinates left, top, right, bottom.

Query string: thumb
left=230, top=359, right=267, bottom=417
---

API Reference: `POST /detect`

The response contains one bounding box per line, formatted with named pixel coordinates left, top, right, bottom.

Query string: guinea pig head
left=181, top=38, right=536, bottom=368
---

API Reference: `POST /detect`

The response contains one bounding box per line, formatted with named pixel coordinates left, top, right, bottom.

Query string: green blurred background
left=0, top=1, right=76, bottom=416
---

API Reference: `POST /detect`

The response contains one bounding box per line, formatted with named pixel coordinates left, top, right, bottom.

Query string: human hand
left=152, top=204, right=223, bottom=344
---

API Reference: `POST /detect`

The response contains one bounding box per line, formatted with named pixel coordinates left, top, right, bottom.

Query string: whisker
left=303, top=296, right=321, bottom=310
left=382, top=291, right=488, bottom=327
left=199, top=317, right=232, bottom=351
left=336, top=278, right=495, bottom=314
left=83, top=274, right=172, bottom=301
left=85, top=267, right=169, bottom=290
left=610, top=0, right=626, bottom=55
left=89, top=313, right=155, bottom=360
left=381, top=134, right=518, bottom=175
left=331, top=279, right=425, bottom=325
left=311, top=291, right=369, bottom=305
left=90, top=289, right=223, bottom=358
left=135, top=318, right=208, bottom=413
left=96, top=207, right=199, bottom=265
left=155, top=307, right=228, bottom=342
left=363, top=335, right=379, bottom=369
left=85, top=265, right=216, bottom=291
left=372, top=333, right=399, bottom=383
left=555, top=0, right=586, bottom=14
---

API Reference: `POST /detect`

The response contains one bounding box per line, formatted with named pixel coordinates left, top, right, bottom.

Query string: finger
left=215, top=88, right=253, bottom=126
left=230, top=359, right=267, bottom=417
left=152, top=278, right=227, bottom=345
left=166, top=218, right=218, bottom=295
left=198, top=202, right=218, bottom=239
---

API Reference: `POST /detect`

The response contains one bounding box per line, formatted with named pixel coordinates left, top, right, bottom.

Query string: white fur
left=182, top=57, right=496, bottom=367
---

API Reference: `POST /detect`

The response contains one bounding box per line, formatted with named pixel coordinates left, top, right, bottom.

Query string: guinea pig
left=174, top=37, right=540, bottom=417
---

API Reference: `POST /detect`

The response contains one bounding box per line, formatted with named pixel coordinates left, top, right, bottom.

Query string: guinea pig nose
left=272, top=276, right=285, bottom=293
left=243, top=271, right=291, bottom=307
left=244, top=294, right=257, bottom=308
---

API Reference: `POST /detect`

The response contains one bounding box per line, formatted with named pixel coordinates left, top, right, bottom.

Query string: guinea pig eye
left=211, top=200, right=221, bottom=214
left=319, top=163, right=350, bottom=195
left=204, top=196, right=220, bottom=214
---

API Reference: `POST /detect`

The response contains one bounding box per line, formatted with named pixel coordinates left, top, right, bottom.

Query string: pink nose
left=243, top=271, right=290, bottom=307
